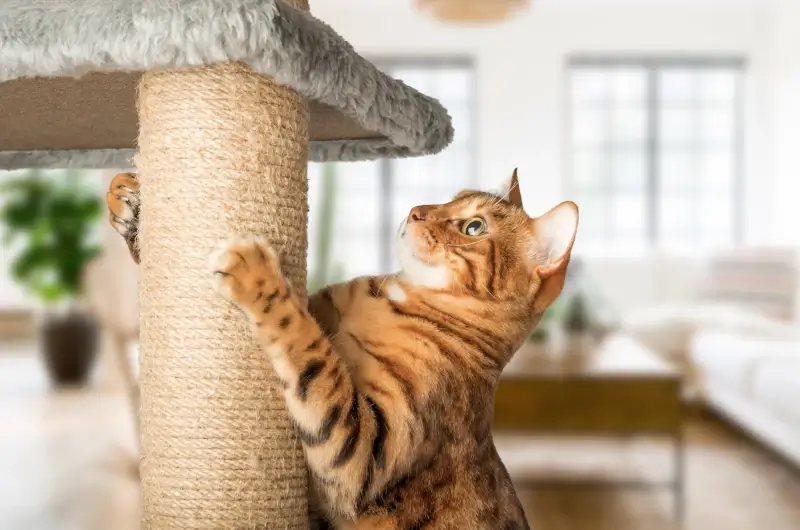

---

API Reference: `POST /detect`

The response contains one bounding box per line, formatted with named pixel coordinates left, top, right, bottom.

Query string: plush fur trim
left=0, top=138, right=423, bottom=170
left=0, top=150, right=135, bottom=170
left=0, top=0, right=453, bottom=168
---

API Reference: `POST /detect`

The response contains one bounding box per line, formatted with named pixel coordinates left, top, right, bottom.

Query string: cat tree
left=0, top=1, right=453, bottom=528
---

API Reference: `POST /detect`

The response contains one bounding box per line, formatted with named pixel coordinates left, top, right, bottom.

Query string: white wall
left=767, top=2, right=800, bottom=246
left=314, top=2, right=773, bottom=311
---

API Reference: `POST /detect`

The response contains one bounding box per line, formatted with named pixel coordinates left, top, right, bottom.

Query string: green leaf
left=0, top=169, right=103, bottom=305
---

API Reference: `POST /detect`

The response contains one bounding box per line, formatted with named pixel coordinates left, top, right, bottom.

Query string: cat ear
left=493, top=168, right=524, bottom=209
left=529, top=201, right=579, bottom=313
left=531, top=201, right=579, bottom=279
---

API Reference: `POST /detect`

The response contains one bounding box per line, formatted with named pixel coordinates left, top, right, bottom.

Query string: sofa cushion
left=692, top=331, right=800, bottom=396
left=690, top=331, right=775, bottom=392
left=750, top=357, right=800, bottom=426
left=699, top=248, right=799, bottom=322
left=622, top=303, right=800, bottom=359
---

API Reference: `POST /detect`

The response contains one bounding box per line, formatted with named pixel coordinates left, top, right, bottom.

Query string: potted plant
left=562, top=291, right=595, bottom=361
left=0, top=169, right=103, bottom=386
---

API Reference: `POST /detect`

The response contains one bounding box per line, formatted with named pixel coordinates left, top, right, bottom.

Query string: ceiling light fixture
left=415, top=0, right=531, bottom=24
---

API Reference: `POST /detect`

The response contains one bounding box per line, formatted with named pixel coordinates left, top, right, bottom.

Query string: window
left=307, top=59, right=476, bottom=288
left=567, top=58, right=744, bottom=254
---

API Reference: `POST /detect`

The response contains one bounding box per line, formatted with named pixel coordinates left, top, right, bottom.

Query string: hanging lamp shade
left=415, top=0, right=530, bottom=23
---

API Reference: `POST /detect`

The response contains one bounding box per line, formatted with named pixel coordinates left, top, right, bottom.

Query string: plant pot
left=40, top=311, right=99, bottom=387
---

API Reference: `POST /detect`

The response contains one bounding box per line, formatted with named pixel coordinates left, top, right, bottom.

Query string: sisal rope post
left=135, top=7, right=311, bottom=525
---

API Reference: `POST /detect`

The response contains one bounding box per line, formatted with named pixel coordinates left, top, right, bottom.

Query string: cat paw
left=209, top=235, right=287, bottom=311
left=107, top=172, right=140, bottom=262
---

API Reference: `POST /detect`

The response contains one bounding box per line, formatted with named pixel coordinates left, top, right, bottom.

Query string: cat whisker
left=328, top=332, right=341, bottom=344
left=483, top=286, right=498, bottom=301
left=492, top=179, right=520, bottom=207
left=377, top=274, right=396, bottom=293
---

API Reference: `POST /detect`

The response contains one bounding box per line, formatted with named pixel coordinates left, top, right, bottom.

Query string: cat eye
left=460, top=217, right=487, bottom=236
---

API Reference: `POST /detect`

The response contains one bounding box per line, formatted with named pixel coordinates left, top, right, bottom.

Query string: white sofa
left=691, top=331, right=800, bottom=467
left=620, top=247, right=800, bottom=399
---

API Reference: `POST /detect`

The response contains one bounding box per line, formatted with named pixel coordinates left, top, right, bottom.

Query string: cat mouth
left=397, top=223, right=425, bottom=263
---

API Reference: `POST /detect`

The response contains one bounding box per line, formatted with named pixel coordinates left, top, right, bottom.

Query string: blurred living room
left=2, top=0, right=800, bottom=528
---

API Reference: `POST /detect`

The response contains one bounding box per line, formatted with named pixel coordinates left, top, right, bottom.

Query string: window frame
left=564, top=55, right=746, bottom=253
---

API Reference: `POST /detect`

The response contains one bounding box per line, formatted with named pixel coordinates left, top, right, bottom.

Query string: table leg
left=674, top=420, right=686, bottom=523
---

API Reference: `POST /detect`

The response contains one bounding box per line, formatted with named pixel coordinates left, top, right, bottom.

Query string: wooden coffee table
left=494, top=333, right=685, bottom=520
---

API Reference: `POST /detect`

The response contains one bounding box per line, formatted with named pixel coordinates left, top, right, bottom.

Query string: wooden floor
left=2, top=345, right=800, bottom=530
left=500, top=417, right=800, bottom=529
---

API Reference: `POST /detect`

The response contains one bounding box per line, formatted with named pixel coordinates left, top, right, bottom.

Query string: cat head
left=395, top=169, right=579, bottom=314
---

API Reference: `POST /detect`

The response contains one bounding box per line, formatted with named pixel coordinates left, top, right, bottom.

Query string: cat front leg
left=106, top=172, right=140, bottom=263
left=210, top=235, right=382, bottom=519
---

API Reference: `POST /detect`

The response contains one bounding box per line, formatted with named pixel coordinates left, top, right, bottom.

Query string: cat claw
left=209, top=234, right=283, bottom=307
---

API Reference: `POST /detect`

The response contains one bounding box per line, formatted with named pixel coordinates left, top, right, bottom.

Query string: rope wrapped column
left=136, top=5, right=311, bottom=525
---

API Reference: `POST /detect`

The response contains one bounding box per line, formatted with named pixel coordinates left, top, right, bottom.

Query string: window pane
left=659, top=70, right=695, bottom=104
left=611, top=194, right=646, bottom=235
left=571, top=68, right=611, bottom=105
left=448, top=102, right=472, bottom=146
left=335, top=236, right=380, bottom=278
left=392, top=67, right=432, bottom=93
left=432, top=67, right=471, bottom=102
left=572, top=108, right=608, bottom=145
left=392, top=189, right=421, bottom=221
left=429, top=149, right=472, bottom=194
left=306, top=163, right=326, bottom=276
left=660, top=231, right=696, bottom=251
left=697, top=150, right=734, bottom=191
left=660, top=108, right=694, bottom=144
left=572, top=195, right=608, bottom=240
left=699, top=108, right=735, bottom=145
left=659, top=148, right=695, bottom=193
left=611, top=68, right=647, bottom=103
left=698, top=230, right=733, bottom=248
left=395, top=156, right=429, bottom=189
left=569, top=62, right=741, bottom=252
left=308, top=162, right=381, bottom=285
left=572, top=148, right=605, bottom=191
left=612, top=107, right=647, bottom=144
left=611, top=151, right=646, bottom=192
left=699, top=198, right=733, bottom=232
left=659, top=195, right=694, bottom=233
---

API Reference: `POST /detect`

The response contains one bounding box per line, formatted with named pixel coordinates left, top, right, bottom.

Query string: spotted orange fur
left=108, top=170, right=579, bottom=529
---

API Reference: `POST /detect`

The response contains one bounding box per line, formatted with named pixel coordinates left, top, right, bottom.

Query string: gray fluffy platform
left=0, top=0, right=453, bottom=169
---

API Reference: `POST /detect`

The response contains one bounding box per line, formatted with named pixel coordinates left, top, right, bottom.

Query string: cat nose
left=408, top=205, right=433, bottom=223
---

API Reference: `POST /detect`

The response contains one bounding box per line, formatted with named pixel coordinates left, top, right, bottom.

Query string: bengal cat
left=107, top=169, right=579, bottom=530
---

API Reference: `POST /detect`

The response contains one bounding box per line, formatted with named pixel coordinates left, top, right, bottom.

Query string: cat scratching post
left=0, top=1, right=452, bottom=527
left=136, top=63, right=313, bottom=526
